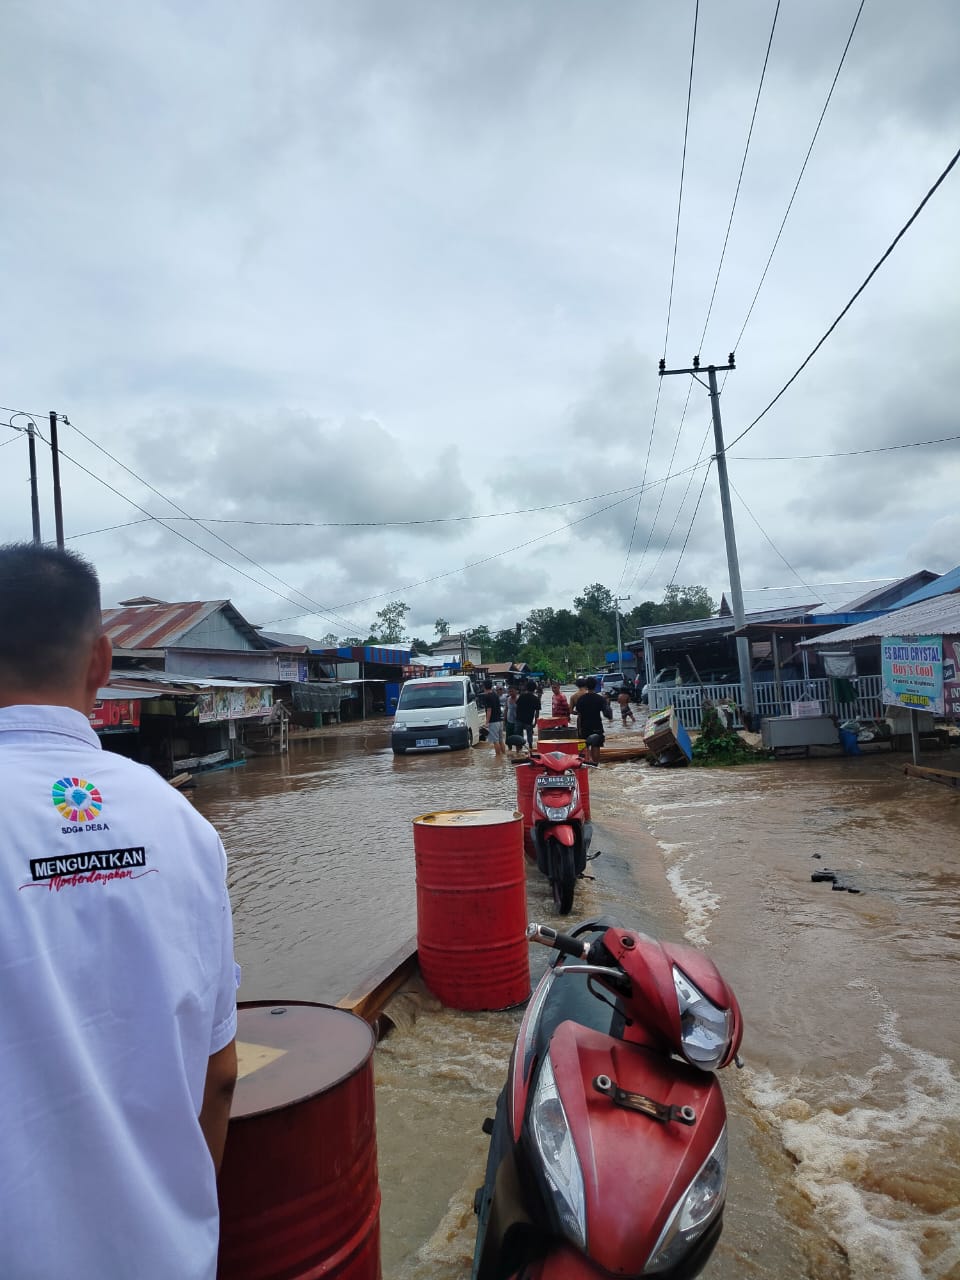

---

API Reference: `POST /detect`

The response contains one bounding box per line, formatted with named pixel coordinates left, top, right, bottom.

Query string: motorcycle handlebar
left=526, top=922, right=590, bottom=958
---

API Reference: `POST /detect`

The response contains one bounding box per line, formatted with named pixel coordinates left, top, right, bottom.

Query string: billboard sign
left=880, top=635, right=943, bottom=714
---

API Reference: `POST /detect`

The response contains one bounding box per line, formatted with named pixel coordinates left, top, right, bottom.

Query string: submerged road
left=193, top=716, right=960, bottom=1280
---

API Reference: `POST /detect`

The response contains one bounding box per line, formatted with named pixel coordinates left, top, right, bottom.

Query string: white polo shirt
left=0, top=705, right=238, bottom=1280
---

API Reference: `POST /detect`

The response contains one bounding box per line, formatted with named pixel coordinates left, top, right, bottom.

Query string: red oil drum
left=537, top=716, right=568, bottom=733
left=218, top=1002, right=380, bottom=1280
left=516, top=763, right=538, bottom=860
left=414, top=809, right=529, bottom=1010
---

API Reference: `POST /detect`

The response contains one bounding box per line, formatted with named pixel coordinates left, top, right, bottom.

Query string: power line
left=728, top=140, right=960, bottom=451
left=731, top=0, right=865, bottom=352
left=623, top=4, right=777, bottom=591
left=728, top=476, right=818, bottom=598
left=733, top=431, right=960, bottom=460
left=668, top=459, right=713, bottom=585
left=698, top=0, right=781, bottom=350
left=65, top=420, right=362, bottom=634
left=617, top=0, right=700, bottom=590
left=34, top=428, right=369, bottom=636
left=632, top=420, right=713, bottom=594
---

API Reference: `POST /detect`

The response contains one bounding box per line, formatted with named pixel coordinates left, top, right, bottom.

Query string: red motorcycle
left=520, top=742, right=600, bottom=915
left=472, top=916, right=744, bottom=1279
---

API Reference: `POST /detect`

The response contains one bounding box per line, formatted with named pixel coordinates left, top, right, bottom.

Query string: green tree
left=434, top=617, right=450, bottom=639
left=467, top=624, right=493, bottom=659
left=661, top=584, right=715, bottom=622
left=369, top=600, right=410, bottom=644
left=409, top=636, right=432, bottom=655
left=492, top=627, right=522, bottom=662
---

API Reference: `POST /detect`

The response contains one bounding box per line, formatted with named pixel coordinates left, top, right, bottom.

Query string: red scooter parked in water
left=520, top=739, right=601, bottom=915
left=472, top=916, right=744, bottom=1279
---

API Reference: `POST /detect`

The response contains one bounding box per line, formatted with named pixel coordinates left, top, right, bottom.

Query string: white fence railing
left=648, top=675, right=884, bottom=731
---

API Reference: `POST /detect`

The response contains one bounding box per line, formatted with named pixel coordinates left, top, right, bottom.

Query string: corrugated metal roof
left=889, top=565, right=960, bottom=609
left=103, top=600, right=224, bottom=649
left=102, top=599, right=266, bottom=650
left=806, top=594, right=960, bottom=646
left=723, top=580, right=898, bottom=616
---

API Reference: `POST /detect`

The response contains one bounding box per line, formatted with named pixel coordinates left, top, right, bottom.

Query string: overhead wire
left=727, top=139, right=960, bottom=452
left=730, top=0, right=865, bottom=353
left=624, top=0, right=778, bottom=594
left=32, top=427, right=370, bottom=636
left=616, top=0, right=700, bottom=591
left=728, top=476, right=818, bottom=598
left=667, top=459, right=713, bottom=584
left=64, top=420, right=363, bottom=635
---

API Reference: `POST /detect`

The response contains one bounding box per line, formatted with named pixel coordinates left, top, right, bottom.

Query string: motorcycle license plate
left=416, top=737, right=439, bottom=747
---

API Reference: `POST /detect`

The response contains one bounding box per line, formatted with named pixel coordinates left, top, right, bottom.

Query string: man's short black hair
left=0, top=543, right=102, bottom=688
left=585, top=676, right=597, bottom=690
left=483, top=678, right=493, bottom=690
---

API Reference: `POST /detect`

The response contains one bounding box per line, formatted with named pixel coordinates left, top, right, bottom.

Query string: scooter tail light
left=643, top=1126, right=728, bottom=1273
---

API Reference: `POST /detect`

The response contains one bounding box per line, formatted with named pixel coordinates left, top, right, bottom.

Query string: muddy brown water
left=193, top=719, right=960, bottom=1279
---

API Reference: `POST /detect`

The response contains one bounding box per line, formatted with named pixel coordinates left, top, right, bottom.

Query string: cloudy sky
left=2, top=0, right=958, bottom=643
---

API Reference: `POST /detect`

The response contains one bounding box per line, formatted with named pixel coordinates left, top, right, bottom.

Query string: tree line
left=342, top=583, right=715, bottom=681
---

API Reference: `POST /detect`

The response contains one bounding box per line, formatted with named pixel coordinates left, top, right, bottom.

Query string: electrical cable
left=667, top=460, right=713, bottom=584
left=730, top=0, right=865, bottom=353
left=732, top=431, right=960, bottom=461
left=633, top=421, right=713, bottom=593
left=727, top=139, right=960, bottom=451
left=33, top=428, right=370, bottom=636
left=622, top=2, right=777, bottom=593
left=698, top=0, right=780, bottom=351
left=64, top=420, right=362, bottom=634
left=728, top=476, right=818, bottom=598
left=616, top=0, right=700, bottom=591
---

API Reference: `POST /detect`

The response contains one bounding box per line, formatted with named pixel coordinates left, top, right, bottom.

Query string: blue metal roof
left=891, top=565, right=960, bottom=608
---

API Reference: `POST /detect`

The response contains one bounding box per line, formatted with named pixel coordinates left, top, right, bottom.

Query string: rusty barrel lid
left=413, top=807, right=520, bottom=828
left=232, top=1001, right=375, bottom=1120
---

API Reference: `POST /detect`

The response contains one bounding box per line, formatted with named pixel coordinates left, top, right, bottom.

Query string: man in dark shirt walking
left=516, top=681, right=541, bottom=753
left=575, top=676, right=609, bottom=764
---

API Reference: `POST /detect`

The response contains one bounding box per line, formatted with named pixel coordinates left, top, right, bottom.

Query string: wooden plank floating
left=598, top=742, right=649, bottom=763
left=336, top=936, right=419, bottom=1024
left=904, top=763, right=960, bottom=790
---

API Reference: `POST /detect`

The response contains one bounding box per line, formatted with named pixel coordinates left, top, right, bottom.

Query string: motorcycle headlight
left=644, top=1127, right=727, bottom=1273
left=530, top=1055, right=587, bottom=1250
left=446, top=717, right=467, bottom=728
left=673, top=966, right=732, bottom=1070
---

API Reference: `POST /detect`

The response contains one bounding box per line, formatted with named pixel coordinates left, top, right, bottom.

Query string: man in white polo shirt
left=0, top=543, right=238, bottom=1279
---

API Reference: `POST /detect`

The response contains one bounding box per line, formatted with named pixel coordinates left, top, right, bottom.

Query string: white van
left=391, top=675, right=485, bottom=754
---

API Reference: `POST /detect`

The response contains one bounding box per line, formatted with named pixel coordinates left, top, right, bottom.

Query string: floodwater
left=193, top=715, right=960, bottom=1280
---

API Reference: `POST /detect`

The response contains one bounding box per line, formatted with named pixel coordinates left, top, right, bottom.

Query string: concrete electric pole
left=614, top=594, right=630, bottom=672
left=658, top=354, right=755, bottom=722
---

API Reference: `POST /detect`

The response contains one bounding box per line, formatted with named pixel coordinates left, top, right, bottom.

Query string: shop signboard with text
left=89, top=699, right=141, bottom=732
left=941, top=635, right=960, bottom=718
left=880, top=635, right=943, bottom=714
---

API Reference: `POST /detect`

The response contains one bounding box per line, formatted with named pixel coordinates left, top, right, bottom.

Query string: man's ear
left=84, top=632, right=113, bottom=711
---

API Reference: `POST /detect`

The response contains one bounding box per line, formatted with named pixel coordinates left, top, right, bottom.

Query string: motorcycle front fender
left=545, top=823, right=575, bottom=847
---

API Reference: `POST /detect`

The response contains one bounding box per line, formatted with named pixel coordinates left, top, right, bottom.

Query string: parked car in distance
left=599, top=671, right=629, bottom=697
left=391, top=675, right=485, bottom=754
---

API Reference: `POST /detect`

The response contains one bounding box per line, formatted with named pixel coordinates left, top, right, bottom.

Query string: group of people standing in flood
left=481, top=675, right=637, bottom=762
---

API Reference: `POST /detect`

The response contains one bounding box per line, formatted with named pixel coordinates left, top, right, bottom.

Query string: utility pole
left=27, top=420, right=42, bottom=545
left=658, top=354, right=755, bottom=722
left=49, top=411, right=65, bottom=549
left=613, top=594, right=630, bottom=672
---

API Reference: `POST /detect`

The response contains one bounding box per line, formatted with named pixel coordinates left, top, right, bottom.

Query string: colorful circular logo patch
left=52, top=777, right=103, bottom=823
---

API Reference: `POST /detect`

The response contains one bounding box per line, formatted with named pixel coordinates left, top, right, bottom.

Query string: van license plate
left=416, top=737, right=439, bottom=747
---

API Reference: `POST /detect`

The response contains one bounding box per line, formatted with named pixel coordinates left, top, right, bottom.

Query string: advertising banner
left=941, top=636, right=960, bottom=718
left=880, top=635, right=943, bottom=714
left=198, top=686, right=273, bottom=723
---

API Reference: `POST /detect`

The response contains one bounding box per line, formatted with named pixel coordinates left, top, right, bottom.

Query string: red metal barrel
left=537, top=716, right=568, bottom=732
left=515, top=763, right=538, bottom=860
left=218, top=1002, right=380, bottom=1280
left=414, top=809, right=529, bottom=1010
